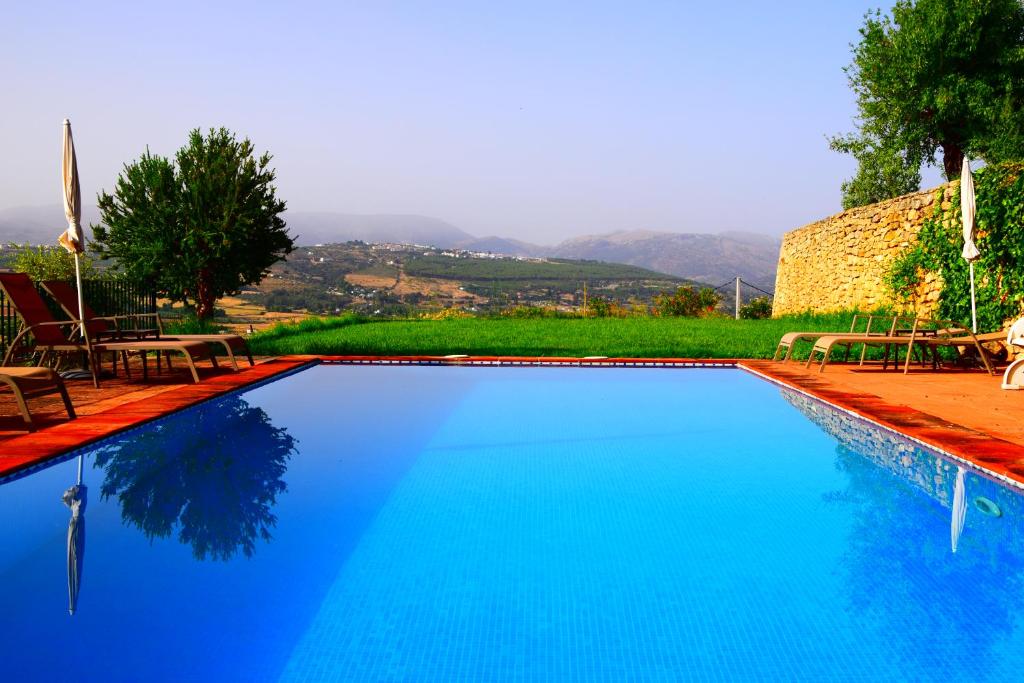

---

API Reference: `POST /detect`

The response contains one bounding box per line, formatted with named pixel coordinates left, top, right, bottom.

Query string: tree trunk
left=942, top=140, right=964, bottom=180
left=195, top=270, right=216, bottom=320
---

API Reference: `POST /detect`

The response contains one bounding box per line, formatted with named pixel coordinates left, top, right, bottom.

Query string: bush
left=10, top=243, right=98, bottom=281
left=654, top=286, right=721, bottom=317
left=739, top=296, right=773, bottom=319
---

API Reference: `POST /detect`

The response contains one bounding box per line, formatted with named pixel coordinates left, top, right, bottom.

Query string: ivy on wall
left=886, top=162, right=1024, bottom=330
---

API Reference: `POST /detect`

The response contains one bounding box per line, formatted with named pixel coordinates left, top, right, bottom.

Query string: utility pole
left=582, top=281, right=588, bottom=317
left=735, top=277, right=741, bottom=320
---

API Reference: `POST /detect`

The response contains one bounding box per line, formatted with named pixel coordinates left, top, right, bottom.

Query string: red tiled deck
left=0, top=357, right=314, bottom=478
left=4, top=353, right=1024, bottom=489
left=741, top=360, right=1024, bottom=486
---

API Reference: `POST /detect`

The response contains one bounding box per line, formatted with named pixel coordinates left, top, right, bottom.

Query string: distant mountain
left=0, top=205, right=99, bottom=244
left=455, top=235, right=547, bottom=257
left=286, top=212, right=474, bottom=248
left=0, top=204, right=781, bottom=286
left=551, top=230, right=780, bottom=287
left=0, top=206, right=474, bottom=250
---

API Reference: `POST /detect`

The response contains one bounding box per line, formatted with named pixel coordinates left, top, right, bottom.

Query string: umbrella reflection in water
left=63, top=455, right=86, bottom=615
left=951, top=466, right=967, bottom=553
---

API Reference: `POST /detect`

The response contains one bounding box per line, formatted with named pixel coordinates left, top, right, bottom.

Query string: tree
left=831, top=0, right=1024, bottom=205
left=9, top=243, right=98, bottom=281
left=93, top=128, right=294, bottom=319
left=830, top=134, right=922, bottom=209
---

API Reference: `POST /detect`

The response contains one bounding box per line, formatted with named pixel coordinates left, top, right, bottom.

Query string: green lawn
left=248, top=312, right=868, bottom=359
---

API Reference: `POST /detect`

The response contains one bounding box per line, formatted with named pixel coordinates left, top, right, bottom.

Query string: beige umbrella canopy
left=58, top=119, right=86, bottom=338
left=961, top=157, right=980, bottom=333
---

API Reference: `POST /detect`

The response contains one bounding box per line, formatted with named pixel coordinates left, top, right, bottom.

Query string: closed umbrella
left=961, top=157, right=980, bottom=333
left=951, top=466, right=967, bottom=553
left=58, top=119, right=86, bottom=340
left=62, top=455, right=87, bottom=615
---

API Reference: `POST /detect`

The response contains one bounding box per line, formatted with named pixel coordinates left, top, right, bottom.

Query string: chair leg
left=221, top=341, right=238, bottom=371
left=2, top=379, right=35, bottom=432
left=56, top=378, right=76, bottom=420
left=976, top=342, right=995, bottom=375
left=89, top=352, right=100, bottom=388
left=184, top=352, right=201, bottom=383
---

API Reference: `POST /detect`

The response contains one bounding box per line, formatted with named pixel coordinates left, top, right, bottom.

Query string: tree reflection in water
left=93, top=396, right=296, bottom=560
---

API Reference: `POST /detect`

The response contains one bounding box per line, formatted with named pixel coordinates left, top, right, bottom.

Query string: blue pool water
left=2, top=365, right=1024, bottom=681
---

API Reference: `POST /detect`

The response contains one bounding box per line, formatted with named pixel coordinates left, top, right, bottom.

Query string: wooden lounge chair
left=42, top=280, right=253, bottom=371
left=0, top=366, right=76, bottom=431
left=773, top=314, right=894, bottom=362
left=0, top=273, right=217, bottom=387
left=805, top=316, right=923, bottom=373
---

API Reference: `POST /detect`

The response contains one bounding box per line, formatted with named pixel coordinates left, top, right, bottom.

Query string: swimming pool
left=1, top=365, right=1022, bottom=681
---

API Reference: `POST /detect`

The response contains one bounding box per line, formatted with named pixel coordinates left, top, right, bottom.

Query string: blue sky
left=0, top=1, right=943, bottom=242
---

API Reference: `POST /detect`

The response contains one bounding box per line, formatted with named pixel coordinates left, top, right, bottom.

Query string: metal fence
left=0, top=278, right=156, bottom=359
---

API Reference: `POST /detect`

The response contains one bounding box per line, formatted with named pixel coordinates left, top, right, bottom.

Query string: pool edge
left=6, top=354, right=1023, bottom=493
left=738, top=361, right=1024, bottom=491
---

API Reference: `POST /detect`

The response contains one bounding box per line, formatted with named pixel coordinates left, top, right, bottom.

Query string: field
left=248, top=312, right=866, bottom=359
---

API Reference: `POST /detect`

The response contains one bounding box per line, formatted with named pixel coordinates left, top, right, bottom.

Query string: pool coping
left=3, top=354, right=1023, bottom=491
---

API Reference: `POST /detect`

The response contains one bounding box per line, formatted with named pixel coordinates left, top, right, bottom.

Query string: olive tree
left=831, top=0, right=1024, bottom=206
left=93, top=128, right=294, bottom=319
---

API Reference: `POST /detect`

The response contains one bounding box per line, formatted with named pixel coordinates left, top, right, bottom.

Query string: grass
left=248, top=311, right=874, bottom=359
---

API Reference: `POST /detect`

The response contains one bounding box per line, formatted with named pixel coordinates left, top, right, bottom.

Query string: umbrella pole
left=74, top=252, right=86, bottom=340
left=76, top=454, right=84, bottom=486
left=970, top=262, right=978, bottom=333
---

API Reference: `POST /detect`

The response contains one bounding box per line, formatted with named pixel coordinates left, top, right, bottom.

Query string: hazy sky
left=1, top=1, right=944, bottom=243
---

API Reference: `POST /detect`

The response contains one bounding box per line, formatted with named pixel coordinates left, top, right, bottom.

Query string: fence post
left=735, top=277, right=741, bottom=320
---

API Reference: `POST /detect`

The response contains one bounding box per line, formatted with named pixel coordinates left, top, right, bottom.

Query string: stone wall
left=772, top=184, right=954, bottom=316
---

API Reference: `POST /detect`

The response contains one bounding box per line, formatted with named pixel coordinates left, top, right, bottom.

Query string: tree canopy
left=93, top=128, right=294, bottom=318
left=832, top=0, right=1024, bottom=207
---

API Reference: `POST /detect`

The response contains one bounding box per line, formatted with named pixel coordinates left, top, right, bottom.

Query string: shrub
left=654, top=286, right=721, bottom=317
left=739, top=296, right=773, bottom=319
left=10, top=243, right=98, bottom=281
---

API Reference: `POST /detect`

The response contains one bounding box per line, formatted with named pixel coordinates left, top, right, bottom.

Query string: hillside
left=0, top=205, right=781, bottom=287
left=249, top=242, right=693, bottom=316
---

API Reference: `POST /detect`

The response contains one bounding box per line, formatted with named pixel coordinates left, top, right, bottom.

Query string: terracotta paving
left=0, top=357, right=314, bottom=478
left=4, top=352, right=1024, bottom=489
left=742, top=360, right=1024, bottom=485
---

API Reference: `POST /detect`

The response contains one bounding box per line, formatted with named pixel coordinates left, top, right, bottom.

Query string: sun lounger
left=42, top=280, right=253, bottom=371
left=0, top=366, right=76, bottom=431
left=805, top=316, right=922, bottom=373
left=773, top=314, right=895, bottom=362
left=910, top=320, right=995, bottom=376
left=0, top=273, right=217, bottom=387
